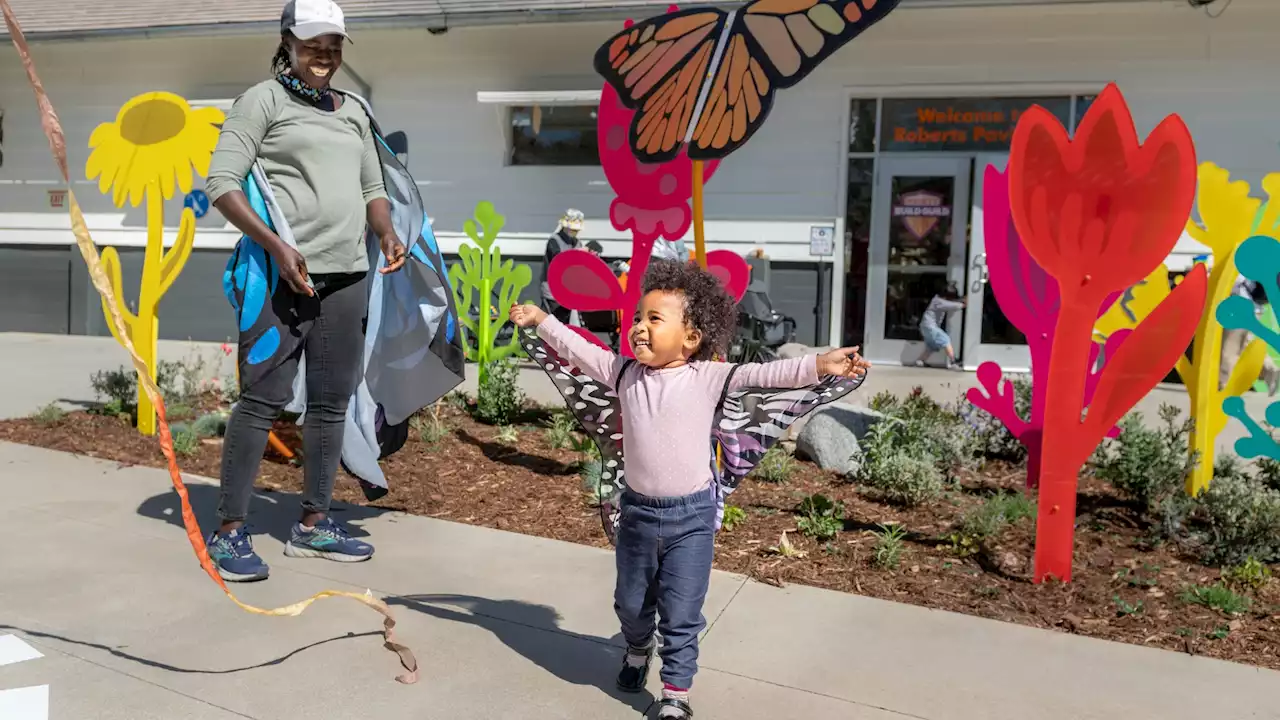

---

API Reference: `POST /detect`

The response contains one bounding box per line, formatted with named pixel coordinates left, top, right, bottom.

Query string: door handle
left=970, top=252, right=988, bottom=294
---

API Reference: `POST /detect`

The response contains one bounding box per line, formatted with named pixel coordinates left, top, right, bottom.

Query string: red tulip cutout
left=1008, top=83, right=1205, bottom=583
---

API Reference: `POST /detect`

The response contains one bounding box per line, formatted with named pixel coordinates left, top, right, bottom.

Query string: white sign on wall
left=809, top=225, right=835, bottom=257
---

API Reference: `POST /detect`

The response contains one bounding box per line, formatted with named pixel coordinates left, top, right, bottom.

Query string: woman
left=202, top=0, right=407, bottom=582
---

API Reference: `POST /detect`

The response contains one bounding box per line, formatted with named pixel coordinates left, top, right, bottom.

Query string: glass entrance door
left=960, top=153, right=1032, bottom=372
left=866, top=157, right=971, bottom=365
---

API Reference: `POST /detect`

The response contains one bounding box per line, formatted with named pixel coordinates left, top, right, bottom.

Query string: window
left=848, top=98, right=877, bottom=154
left=508, top=104, right=600, bottom=166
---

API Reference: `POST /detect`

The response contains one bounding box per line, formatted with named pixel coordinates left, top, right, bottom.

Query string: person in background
left=539, top=209, right=584, bottom=324
left=913, top=284, right=966, bottom=371
left=1221, top=278, right=1279, bottom=395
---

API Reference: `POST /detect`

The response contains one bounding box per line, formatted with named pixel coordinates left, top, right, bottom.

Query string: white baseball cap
left=281, top=0, right=351, bottom=42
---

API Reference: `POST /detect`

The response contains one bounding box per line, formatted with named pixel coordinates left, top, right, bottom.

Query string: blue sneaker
left=284, top=518, right=374, bottom=563
left=207, top=529, right=269, bottom=582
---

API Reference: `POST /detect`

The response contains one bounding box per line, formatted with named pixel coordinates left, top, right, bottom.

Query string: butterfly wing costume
left=519, top=327, right=867, bottom=544
left=222, top=91, right=466, bottom=499
left=594, top=0, right=902, bottom=164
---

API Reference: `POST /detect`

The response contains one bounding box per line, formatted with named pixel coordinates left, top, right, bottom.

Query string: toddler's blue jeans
left=613, top=484, right=717, bottom=689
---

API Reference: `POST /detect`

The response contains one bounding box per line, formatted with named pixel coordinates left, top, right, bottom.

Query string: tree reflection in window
left=509, top=104, right=600, bottom=166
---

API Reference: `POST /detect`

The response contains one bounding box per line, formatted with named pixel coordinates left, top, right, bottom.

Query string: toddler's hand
left=509, top=303, right=547, bottom=328
left=816, top=346, right=871, bottom=378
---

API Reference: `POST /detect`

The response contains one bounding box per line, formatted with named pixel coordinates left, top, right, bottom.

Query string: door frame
left=865, top=155, right=972, bottom=365
left=961, top=153, right=1033, bottom=372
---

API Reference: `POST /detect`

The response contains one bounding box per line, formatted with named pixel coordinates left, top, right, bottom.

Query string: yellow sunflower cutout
left=86, top=92, right=225, bottom=436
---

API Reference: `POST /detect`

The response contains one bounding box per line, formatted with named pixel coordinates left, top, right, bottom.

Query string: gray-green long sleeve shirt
left=205, top=79, right=388, bottom=274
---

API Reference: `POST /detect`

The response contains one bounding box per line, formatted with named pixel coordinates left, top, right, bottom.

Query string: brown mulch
left=4, top=397, right=1280, bottom=671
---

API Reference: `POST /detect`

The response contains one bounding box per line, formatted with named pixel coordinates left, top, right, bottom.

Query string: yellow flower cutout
left=1186, top=162, right=1262, bottom=260
left=86, top=92, right=224, bottom=207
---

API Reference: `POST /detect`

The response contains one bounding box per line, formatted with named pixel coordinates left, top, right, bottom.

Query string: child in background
left=509, top=260, right=869, bottom=720
left=914, top=284, right=966, bottom=370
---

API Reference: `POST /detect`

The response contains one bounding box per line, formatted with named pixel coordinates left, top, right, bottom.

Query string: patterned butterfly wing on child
left=712, top=367, right=869, bottom=506
left=594, top=0, right=903, bottom=163
left=518, top=328, right=630, bottom=545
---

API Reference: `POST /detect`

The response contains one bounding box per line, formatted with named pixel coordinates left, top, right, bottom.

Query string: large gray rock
left=777, top=343, right=833, bottom=360
left=795, top=403, right=886, bottom=476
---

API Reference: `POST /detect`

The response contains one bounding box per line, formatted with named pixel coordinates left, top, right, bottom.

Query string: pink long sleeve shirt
left=536, top=316, right=820, bottom=498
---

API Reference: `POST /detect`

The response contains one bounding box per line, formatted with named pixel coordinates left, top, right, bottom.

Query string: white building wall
left=0, top=0, right=1277, bottom=285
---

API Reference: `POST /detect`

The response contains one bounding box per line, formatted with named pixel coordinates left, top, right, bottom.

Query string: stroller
left=726, top=261, right=796, bottom=363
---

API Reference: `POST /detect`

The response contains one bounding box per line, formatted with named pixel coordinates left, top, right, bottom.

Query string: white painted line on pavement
left=0, top=634, right=43, bottom=667
left=0, top=685, right=49, bottom=720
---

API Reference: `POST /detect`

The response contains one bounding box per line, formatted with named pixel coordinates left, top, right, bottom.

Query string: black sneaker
left=616, top=642, right=654, bottom=693
left=655, top=697, right=693, bottom=719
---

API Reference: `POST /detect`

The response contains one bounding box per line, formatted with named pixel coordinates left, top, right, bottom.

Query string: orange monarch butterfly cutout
left=0, top=0, right=417, bottom=684
left=595, top=0, right=903, bottom=164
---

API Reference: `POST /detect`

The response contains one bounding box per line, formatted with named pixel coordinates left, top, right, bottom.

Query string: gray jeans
left=614, top=484, right=718, bottom=689
left=217, top=272, right=368, bottom=523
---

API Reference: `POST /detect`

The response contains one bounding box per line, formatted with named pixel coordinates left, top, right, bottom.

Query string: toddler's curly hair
left=641, top=258, right=737, bottom=362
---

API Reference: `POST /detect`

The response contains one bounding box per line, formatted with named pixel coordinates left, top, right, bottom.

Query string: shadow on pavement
left=136, top=482, right=390, bottom=546
left=387, top=594, right=655, bottom=714
left=0, top=624, right=380, bottom=675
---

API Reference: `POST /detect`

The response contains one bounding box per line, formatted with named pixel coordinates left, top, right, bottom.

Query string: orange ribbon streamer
left=0, top=0, right=417, bottom=683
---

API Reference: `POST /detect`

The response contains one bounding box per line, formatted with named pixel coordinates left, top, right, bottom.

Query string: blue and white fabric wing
left=518, top=327, right=628, bottom=545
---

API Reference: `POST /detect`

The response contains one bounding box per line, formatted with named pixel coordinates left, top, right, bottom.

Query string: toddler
left=510, top=259, right=869, bottom=719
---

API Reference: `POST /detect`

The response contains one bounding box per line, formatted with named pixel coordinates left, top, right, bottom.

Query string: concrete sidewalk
left=1, top=441, right=1278, bottom=719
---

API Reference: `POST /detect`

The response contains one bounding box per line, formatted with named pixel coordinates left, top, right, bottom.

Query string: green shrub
left=90, top=367, right=137, bottom=415
left=191, top=412, right=227, bottom=438
left=722, top=505, right=747, bottom=532
left=171, top=423, right=200, bottom=456
left=495, top=425, right=519, bottom=444
left=1255, top=456, right=1280, bottom=492
left=1091, top=404, right=1196, bottom=511
left=545, top=411, right=578, bottom=450
left=954, top=491, right=1035, bottom=550
left=751, top=445, right=796, bottom=484
left=1180, top=583, right=1251, bottom=615
left=857, top=423, right=945, bottom=506
left=30, top=403, right=65, bottom=426
left=1190, top=472, right=1280, bottom=566
left=411, top=410, right=451, bottom=446
left=872, top=523, right=907, bottom=570
left=867, top=389, right=976, bottom=474
left=474, top=356, right=525, bottom=425
left=1222, top=557, right=1271, bottom=591
left=796, top=493, right=843, bottom=541
left=856, top=389, right=976, bottom=507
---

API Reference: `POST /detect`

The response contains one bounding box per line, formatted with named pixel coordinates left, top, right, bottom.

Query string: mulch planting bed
left=4, top=395, right=1279, bottom=671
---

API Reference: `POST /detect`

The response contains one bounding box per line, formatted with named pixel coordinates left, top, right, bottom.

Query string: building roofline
left=1, top=0, right=1168, bottom=44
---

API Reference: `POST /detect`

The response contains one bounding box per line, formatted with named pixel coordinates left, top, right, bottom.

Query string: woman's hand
left=210, top=190, right=313, bottom=296
left=271, top=244, right=314, bottom=297
left=380, top=232, right=407, bottom=274
left=816, top=346, right=871, bottom=378
left=509, top=304, right=547, bottom=328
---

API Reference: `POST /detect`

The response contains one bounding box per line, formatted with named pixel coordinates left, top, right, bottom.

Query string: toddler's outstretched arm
left=727, top=346, right=871, bottom=392
left=509, top=304, right=625, bottom=389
